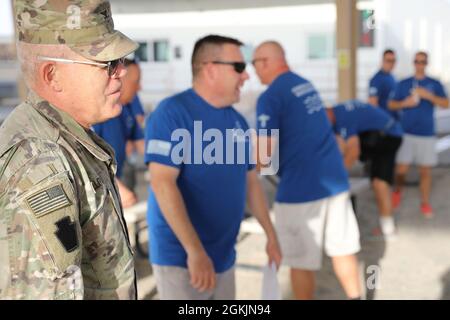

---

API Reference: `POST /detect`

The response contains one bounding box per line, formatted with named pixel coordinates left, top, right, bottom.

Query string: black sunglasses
left=105, top=57, right=126, bottom=77
left=210, top=61, right=247, bottom=74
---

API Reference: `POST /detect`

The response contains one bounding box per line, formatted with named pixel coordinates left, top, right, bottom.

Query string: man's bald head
left=252, top=40, right=289, bottom=85
left=254, top=41, right=286, bottom=62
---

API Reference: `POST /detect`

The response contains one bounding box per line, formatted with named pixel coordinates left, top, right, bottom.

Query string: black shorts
left=359, top=131, right=402, bottom=185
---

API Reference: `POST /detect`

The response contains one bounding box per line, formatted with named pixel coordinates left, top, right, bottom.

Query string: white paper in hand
left=261, top=262, right=281, bottom=300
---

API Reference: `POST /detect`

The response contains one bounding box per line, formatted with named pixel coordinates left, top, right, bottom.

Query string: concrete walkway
left=134, top=165, right=450, bottom=300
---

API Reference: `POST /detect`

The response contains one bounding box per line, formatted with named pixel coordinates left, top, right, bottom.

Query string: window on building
left=174, top=46, right=183, bottom=59
left=307, top=33, right=335, bottom=60
left=153, top=40, right=169, bottom=62
left=135, top=42, right=148, bottom=62
left=134, top=40, right=170, bottom=62
left=240, top=44, right=254, bottom=63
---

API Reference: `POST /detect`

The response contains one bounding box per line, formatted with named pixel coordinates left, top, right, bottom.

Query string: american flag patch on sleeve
left=26, top=185, right=71, bottom=218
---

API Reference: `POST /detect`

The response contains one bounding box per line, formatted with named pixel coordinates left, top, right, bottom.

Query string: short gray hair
left=16, top=42, right=75, bottom=88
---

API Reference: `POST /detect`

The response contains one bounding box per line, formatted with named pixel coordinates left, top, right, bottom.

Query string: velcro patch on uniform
left=54, top=216, right=79, bottom=253
left=147, top=139, right=172, bottom=156
left=26, top=185, right=71, bottom=218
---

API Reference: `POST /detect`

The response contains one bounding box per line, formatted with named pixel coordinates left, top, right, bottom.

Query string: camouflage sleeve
left=0, top=141, right=83, bottom=300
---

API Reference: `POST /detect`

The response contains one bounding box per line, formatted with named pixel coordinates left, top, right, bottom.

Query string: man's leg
left=153, top=265, right=213, bottom=300
left=372, top=178, right=392, bottom=217
left=392, top=135, right=413, bottom=209
left=331, top=254, right=361, bottom=299
left=291, top=269, right=315, bottom=300
left=274, top=202, right=326, bottom=300
left=371, top=144, right=400, bottom=235
left=212, top=267, right=236, bottom=300
left=325, top=192, right=362, bottom=299
left=419, top=166, right=432, bottom=205
left=394, top=163, right=409, bottom=194
left=416, top=135, right=437, bottom=217
left=372, top=178, right=396, bottom=235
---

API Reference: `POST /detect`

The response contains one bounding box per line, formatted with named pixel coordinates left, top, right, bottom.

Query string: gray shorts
left=396, top=134, right=437, bottom=166
left=274, top=192, right=361, bottom=271
left=152, top=265, right=235, bottom=300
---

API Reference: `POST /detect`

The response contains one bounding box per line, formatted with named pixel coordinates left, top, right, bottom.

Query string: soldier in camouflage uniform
left=0, top=0, right=139, bottom=299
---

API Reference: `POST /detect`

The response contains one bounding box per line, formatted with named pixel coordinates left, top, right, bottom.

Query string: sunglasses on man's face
left=105, top=58, right=126, bottom=77
left=37, top=56, right=125, bottom=78
left=414, top=60, right=427, bottom=65
left=210, top=61, right=247, bottom=74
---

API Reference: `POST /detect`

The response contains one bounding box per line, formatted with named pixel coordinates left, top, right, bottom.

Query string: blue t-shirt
left=144, top=88, right=255, bottom=273
left=92, top=103, right=144, bottom=178
left=130, top=94, right=145, bottom=117
left=256, top=71, right=349, bottom=203
left=391, top=76, right=447, bottom=136
left=369, top=70, right=398, bottom=119
left=333, top=100, right=403, bottom=140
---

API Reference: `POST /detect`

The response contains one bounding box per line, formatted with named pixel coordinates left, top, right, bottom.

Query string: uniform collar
left=27, top=90, right=113, bottom=163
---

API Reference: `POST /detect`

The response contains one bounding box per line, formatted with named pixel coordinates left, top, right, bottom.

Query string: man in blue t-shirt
left=326, top=100, right=402, bottom=237
left=368, top=49, right=398, bottom=120
left=389, top=52, right=449, bottom=218
left=93, top=59, right=145, bottom=208
left=129, top=94, right=145, bottom=128
left=252, top=41, right=361, bottom=300
left=144, top=35, right=281, bottom=300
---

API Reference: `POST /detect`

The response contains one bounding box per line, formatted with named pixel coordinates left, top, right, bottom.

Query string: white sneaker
left=380, top=217, right=396, bottom=236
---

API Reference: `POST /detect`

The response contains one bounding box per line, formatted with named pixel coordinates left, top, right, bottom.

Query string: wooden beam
left=336, top=0, right=358, bottom=102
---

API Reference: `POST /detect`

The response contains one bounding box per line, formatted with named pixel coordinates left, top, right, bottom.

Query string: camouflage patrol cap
left=13, top=0, right=138, bottom=62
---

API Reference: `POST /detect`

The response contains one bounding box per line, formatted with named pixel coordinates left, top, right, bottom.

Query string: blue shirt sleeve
left=335, top=122, right=357, bottom=140
left=130, top=116, right=144, bottom=141
left=433, top=80, right=448, bottom=98
left=130, top=95, right=145, bottom=116
left=256, top=91, right=280, bottom=136
left=144, top=102, right=182, bottom=169
left=369, top=75, right=380, bottom=97
left=391, top=81, right=408, bottom=101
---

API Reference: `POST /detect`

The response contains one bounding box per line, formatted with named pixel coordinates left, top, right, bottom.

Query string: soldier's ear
left=40, top=62, right=63, bottom=92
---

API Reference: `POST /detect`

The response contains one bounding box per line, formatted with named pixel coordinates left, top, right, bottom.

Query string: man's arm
left=134, top=139, right=145, bottom=155
left=368, top=96, right=379, bottom=107
left=255, top=136, right=277, bottom=173
left=340, top=135, right=360, bottom=170
left=149, top=162, right=216, bottom=292
left=246, top=170, right=282, bottom=268
left=125, top=140, right=145, bottom=157
left=388, top=96, right=418, bottom=110
left=136, top=115, right=145, bottom=128
left=0, top=147, right=83, bottom=299
left=416, top=87, right=449, bottom=108
left=116, top=178, right=137, bottom=208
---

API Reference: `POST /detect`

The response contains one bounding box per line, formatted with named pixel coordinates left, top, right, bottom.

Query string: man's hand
left=402, top=95, right=419, bottom=108
left=266, top=236, right=282, bottom=270
left=116, top=178, right=137, bottom=208
left=187, top=249, right=216, bottom=292
left=415, top=87, right=435, bottom=102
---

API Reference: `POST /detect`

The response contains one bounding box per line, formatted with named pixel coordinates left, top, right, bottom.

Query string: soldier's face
left=58, top=55, right=127, bottom=127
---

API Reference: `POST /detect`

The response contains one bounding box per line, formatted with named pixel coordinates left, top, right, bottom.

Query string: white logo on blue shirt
left=258, top=114, right=270, bottom=128
left=305, top=94, right=324, bottom=115
left=291, top=83, right=315, bottom=98
left=147, top=139, right=172, bottom=156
